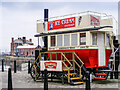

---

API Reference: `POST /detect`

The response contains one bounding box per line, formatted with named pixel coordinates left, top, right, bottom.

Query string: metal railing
left=33, top=51, right=84, bottom=83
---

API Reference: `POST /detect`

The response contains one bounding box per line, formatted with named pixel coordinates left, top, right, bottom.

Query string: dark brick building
left=11, top=37, right=35, bottom=56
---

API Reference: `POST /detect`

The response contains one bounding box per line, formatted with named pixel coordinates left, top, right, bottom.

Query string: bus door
left=98, top=33, right=105, bottom=66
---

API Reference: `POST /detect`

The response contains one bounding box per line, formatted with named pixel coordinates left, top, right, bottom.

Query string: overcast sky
left=0, top=1, right=119, bottom=53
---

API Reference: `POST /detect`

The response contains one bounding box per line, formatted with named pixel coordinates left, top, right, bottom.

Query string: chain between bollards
left=44, top=69, right=48, bottom=90
left=8, top=68, right=12, bottom=90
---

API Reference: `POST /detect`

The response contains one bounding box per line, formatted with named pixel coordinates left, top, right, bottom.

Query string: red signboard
left=90, top=15, right=100, bottom=26
left=44, top=62, right=57, bottom=69
left=48, top=17, right=75, bottom=30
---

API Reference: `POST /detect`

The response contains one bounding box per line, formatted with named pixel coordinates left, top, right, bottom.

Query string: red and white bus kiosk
left=31, top=11, right=115, bottom=85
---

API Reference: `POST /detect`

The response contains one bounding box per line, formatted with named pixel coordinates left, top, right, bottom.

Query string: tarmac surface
left=0, top=70, right=120, bottom=89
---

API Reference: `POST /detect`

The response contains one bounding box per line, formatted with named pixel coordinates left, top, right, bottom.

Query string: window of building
left=71, top=34, right=78, bottom=46
left=106, top=34, right=110, bottom=46
left=57, top=35, right=62, bottom=46
left=92, top=33, right=97, bottom=45
left=80, top=33, right=86, bottom=45
left=51, top=36, right=56, bottom=46
left=64, top=34, right=70, bottom=46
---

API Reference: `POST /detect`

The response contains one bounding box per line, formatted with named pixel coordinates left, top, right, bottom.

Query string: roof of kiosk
left=35, top=11, right=113, bottom=37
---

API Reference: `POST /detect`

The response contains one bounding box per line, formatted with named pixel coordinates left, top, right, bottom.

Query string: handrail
left=33, top=54, right=40, bottom=66
left=61, top=53, right=73, bottom=67
left=74, top=52, right=84, bottom=67
left=72, top=52, right=84, bottom=79
left=62, top=61, right=69, bottom=70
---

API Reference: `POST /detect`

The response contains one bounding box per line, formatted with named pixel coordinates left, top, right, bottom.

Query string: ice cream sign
left=48, top=17, right=75, bottom=30
left=44, top=62, right=57, bottom=69
left=40, top=61, right=62, bottom=71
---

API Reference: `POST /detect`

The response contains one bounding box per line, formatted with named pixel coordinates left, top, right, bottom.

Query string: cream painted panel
left=48, top=36, right=50, bottom=48
left=100, top=18, right=113, bottom=31
left=86, top=31, right=91, bottom=46
left=37, top=22, right=48, bottom=33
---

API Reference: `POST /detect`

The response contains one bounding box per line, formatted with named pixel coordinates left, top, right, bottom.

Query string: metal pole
left=28, top=61, right=30, bottom=74
left=110, top=61, right=113, bottom=79
left=86, top=71, right=91, bottom=90
left=2, top=59, right=4, bottom=72
left=14, top=60, right=16, bottom=73
left=44, top=69, right=48, bottom=90
left=8, top=68, right=12, bottom=90
left=113, top=39, right=119, bottom=79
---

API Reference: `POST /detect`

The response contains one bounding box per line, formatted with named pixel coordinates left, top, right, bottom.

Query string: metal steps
left=63, top=69, right=74, bottom=71
left=70, top=77, right=80, bottom=80
left=73, top=82, right=84, bottom=85
left=64, top=68, right=84, bottom=85
left=67, top=73, right=77, bottom=75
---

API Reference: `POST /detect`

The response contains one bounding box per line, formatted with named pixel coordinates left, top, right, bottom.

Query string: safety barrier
left=1, top=59, right=33, bottom=73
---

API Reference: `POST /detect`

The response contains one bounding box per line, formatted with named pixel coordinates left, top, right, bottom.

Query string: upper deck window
left=80, top=33, right=86, bottom=45
left=57, top=35, right=62, bottom=46
left=64, top=34, right=70, bottom=46
left=92, top=33, right=97, bottom=45
left=51, top=36, right=56, bottom=46
left=71, top=34, right=78, bottom=46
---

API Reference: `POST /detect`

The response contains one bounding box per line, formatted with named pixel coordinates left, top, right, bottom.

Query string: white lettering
left=55, top=21, right=60, bottom=26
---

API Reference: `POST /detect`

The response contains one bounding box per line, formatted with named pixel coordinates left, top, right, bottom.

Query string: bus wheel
left=30, top=64, right=40, bottom=80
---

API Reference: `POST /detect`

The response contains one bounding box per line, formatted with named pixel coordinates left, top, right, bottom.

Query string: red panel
left=96, top=73, right=107, bottom=76
left=48, top=17, right=75, bottom=30
left=94, top=77, right=106, bottom=80
left=105, top=49, right=112, bottom=67
left=48, top=49, right=112, bottom=68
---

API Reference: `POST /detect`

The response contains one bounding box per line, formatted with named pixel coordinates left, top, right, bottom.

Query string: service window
left=64, top=34, right=70, bottom=46
left=57, top=35, right=62, bottom=46
left=92, top=33, right=97, bottom=45
left=51, top=36, right=56, bottom=46
left=106, top=34, right=110, bottom=46
left=71, top=34, right=78, bottom=46
left=80, top=33, right=86, bottom=45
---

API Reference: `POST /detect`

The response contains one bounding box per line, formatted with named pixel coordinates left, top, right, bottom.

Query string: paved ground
left=0, top=70, right=120, bottom=89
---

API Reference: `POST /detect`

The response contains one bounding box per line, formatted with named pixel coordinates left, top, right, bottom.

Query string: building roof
left=17, top=44, right=37, bottom=49
left=14, top=39, right=23, bottom=44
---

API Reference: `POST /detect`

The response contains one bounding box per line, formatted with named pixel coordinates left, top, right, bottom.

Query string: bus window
left=92, top=33, right=97, bottom=45
left=71, top=34, right=78, bottom=46
left=64, top=34, right=70, bottom=46
left=80, top=33, right=86, bottom=45
left=57, top=35, right=62, bottom=46
left=51, top=36, right=56, bottom=46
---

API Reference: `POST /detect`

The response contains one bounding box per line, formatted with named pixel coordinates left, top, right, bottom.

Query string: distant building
left=11, top=37, right=36, bottom=56
left=17, top=44, right=36, bottom=56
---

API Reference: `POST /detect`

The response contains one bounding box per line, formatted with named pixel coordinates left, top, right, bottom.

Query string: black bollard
left=14, top=60, right=16, bottom=73
left=44, top=69, right=48, bottom=90
left=110, top=61, right=113, bottom=79
left=86, top=71, right=91, bottom=90
left=28, top=61, right=30, bottom=74
left=8, top=68, right=12, bottom=90
left=2, top=59, right=4, bottom=72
